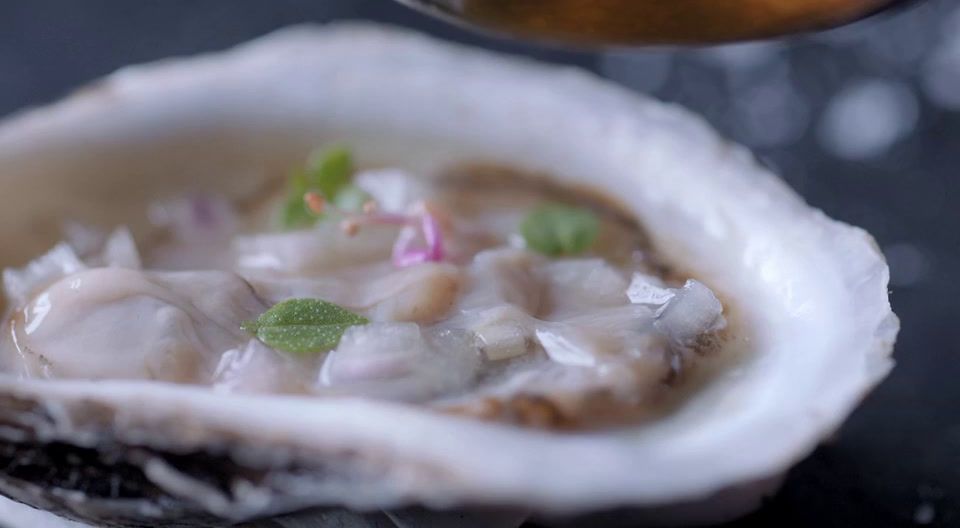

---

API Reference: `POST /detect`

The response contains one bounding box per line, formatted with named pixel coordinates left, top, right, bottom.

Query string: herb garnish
left=277, top=145, right=447, bottom=267
left=308, top=147, right=352, bottom=200
left=279, top=146, right=363, bottom=230
left=520, top=203, right=599, bottom=257
left=241, top=298, right=369, bottom=354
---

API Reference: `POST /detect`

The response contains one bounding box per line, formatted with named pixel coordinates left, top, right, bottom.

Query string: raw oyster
left=0, top=24, right=896, bottom=527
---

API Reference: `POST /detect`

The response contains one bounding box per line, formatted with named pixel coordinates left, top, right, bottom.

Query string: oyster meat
left=0, top=24, right=896, bottom=527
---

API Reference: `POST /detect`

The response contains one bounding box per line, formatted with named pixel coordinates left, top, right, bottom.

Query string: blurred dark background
left=0, top=1, right=957, bottom=527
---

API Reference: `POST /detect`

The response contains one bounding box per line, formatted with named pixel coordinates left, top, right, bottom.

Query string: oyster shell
left=0, top=24, right=896, bottom=526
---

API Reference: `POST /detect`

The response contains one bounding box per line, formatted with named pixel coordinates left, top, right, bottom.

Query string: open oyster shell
left=0, top=24, right=896, bottom=527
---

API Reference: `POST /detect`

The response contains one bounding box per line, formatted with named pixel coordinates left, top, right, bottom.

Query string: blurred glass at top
left=399, top=0, right=903, bottom=45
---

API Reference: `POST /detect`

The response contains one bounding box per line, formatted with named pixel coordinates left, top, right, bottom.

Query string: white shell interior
left=0, top=24, right=897, bottom=514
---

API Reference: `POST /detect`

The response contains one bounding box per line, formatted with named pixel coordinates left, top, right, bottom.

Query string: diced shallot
left=213, top=340, right=313, bottom=395
left=319, top=323, right=479, bottom=401
left=2, top=243, right=86, bottom=307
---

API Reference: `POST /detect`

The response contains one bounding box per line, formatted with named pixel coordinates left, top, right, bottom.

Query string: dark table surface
left=0, top=1, right=957, bottom=527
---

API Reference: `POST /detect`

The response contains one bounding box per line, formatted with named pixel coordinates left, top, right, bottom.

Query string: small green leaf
left=520, top=203, right=600, bottom=257
left=279, top=168, right=317, bottom=230
left=277, top=146, right=357, bottom=230
left=242, top=299, right=369, bottom=354
left=307, top=146, right=353, bottom=200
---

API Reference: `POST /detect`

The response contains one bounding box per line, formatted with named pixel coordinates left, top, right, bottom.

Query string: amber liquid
left=405, top=0, right=897, bottom=45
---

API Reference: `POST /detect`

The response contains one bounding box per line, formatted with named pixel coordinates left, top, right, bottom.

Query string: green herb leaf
left=278, top=168, right=316, bottom=230
left=520, top=203, right=600, bottom=257
left=307, top=146, right=353, bottom=200
left=278, top=146, right=357, bottom=230
left=242, top=299, right=369, bottom=354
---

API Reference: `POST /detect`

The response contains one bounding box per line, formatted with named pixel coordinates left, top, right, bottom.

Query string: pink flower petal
left=421, top=212, right=445, bottom=262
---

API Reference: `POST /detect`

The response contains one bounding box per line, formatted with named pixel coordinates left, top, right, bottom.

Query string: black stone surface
left=0, top=1, right=956, bottom=527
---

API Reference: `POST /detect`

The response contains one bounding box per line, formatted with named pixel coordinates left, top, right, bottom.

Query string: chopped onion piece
left=362, top=263, right=461, bottom=323
left=538, top=305, right=657, bottom=367
left=320, top=323, right=422, bottom=384
left=654, top=280, right=726, bottom=347
left=476, top=324, right=530, bottom=361
left=63, top=221, right=108, bottom=257
left=535, top=327, right=600, bottom=368
left=62, top=224, right=142, bottom=269
left=627, top=272, right=675, bottom=307
left=213, top=340, right=311, bottom=394
left=535, top=277, right=724, bottom=367
left=148, top=195, right=238, bottom=270
left=540, top=258, right=629, bottom=318
left=559, top=304, right=658, bottom=333
left=462, top=305, right=538, bottom=361
left=100, top=228, right=142, bottom=269
left=319, top=323, right=479, bottom=401
left=390, top=208, right=446, bottom=267
left=628, top=274, right=725, bottom=346
left=149, top=194, right=237, bottom=239
left=235, top=222, right=396, bottom=274
left=457, top=248, right=544, bottom=314
left=355, top=169, right=429, bottom=213
left=2, top=244, right=86, bottom=307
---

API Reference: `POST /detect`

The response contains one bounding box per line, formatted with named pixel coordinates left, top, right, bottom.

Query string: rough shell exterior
left=0, top=24, right=897, bottom=526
